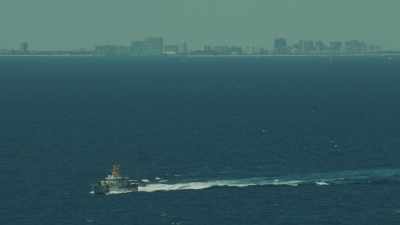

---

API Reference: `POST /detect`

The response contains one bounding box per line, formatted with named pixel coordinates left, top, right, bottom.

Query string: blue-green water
left=2, top=56, right=400, bottom=225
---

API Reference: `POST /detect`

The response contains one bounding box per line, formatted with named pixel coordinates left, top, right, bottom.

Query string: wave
left=137, top=168, right=400, bottom=193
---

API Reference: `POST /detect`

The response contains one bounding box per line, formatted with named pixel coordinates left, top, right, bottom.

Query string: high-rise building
left=131, top=37, right=164, bottom=56
left=20, top=42, right=29, bottom=53
left=130, top=41, right=146, bottom=56
left=303, top=40, right=315, bottom=53
left=273, top=38, right=288, bottom=54
left=345, top=40, right=367, bottom=53
left=144, top=37, right=164, bottom=55
left=181, top=41, right=189, bottom=55
left=164, top=45, right=179, bottom=55
left=368, top=44, right=381, bottom=52
left=203, top=45, right=213, bottom=55
left=292, top=40, right=303, bottom=53
left=315, top=41, right=328, bottom=52
left=329, top=41, right=343, bottom=53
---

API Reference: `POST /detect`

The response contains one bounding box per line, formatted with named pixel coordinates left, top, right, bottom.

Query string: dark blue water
left=2, top=56, right=400, bottom=225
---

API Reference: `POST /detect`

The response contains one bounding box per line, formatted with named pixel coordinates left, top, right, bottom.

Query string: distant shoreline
left=0, top=54, right=93, bottom=57
left=0, top=53, right=399, bottom=57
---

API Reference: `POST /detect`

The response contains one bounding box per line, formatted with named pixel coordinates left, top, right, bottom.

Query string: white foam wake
left=137, top=168, right=400, bottom=193
left=106, top=189, right=135, bottom=195
left=138, top=178, right=304, bottom=192
left=90, top=189, right=136, bottom=195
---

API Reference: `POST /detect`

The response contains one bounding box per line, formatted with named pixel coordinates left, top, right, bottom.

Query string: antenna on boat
left=112, top=163, right=121, bottom=177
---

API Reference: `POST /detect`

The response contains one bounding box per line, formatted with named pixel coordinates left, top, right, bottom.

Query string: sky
left=0, top=0, right=399, bottom=50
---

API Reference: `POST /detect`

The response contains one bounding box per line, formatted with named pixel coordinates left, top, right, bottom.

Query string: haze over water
left=2, top=1, right=400, bottom=49
left=2, top=56, right=400, bottom=225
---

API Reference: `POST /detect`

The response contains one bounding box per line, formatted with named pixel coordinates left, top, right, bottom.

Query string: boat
left=91, top=164, right=139, bottom=195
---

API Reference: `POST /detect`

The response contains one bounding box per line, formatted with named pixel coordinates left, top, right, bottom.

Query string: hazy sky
left=1, top=0, right=399, bottom=50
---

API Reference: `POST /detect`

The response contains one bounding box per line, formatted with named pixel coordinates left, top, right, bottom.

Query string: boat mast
left=112, top=164, right=121, bottom=177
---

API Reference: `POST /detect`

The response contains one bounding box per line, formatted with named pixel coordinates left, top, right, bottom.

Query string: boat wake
left=89, top=189, right=137, bottom=195
left=137, top=168, right=400, bottom=193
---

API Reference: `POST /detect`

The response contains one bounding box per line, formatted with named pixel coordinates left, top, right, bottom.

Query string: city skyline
left=0, top=35, right=393, bottom=52
left=0, top=35, right=387, bottom=51
left=1, top=0, right=400, bottom=50
left=0, top=37, right=391, bottom=57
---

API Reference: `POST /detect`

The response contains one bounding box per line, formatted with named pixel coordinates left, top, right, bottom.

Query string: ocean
left=1, top=55, right=400, bottom=225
